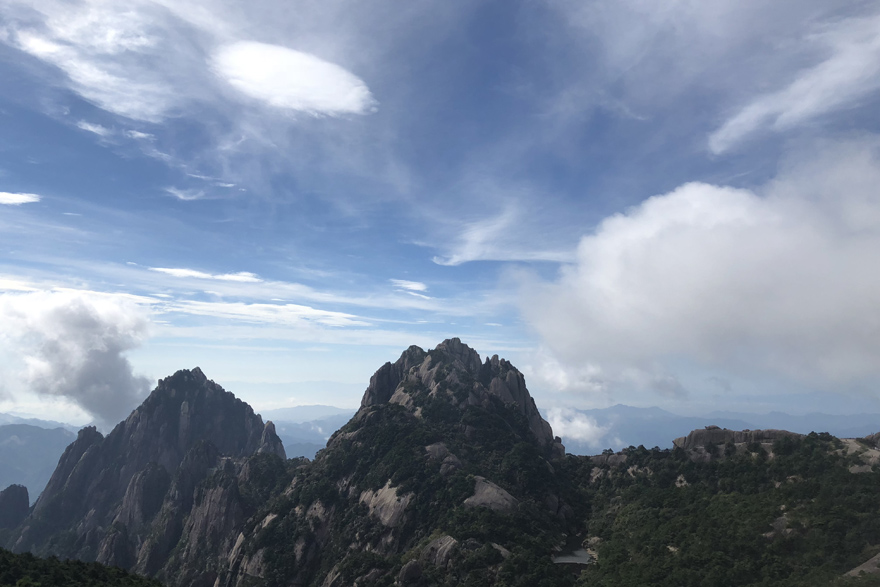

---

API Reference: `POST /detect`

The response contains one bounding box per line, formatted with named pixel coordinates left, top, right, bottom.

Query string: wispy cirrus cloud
left=169, top=300, right=368, bottom=328
left=164, top=187, right=206, bottom=201
left=75, top=120, right=112, bottom=137
left=390, top=279, right=427, bottom=292
left=0, top=192, right=41, bottom=205
left=431, top=207, right=575, bottom=266
left=149, top=267, right=262, bottom=282
left=709, top=13, right=880, bottom=154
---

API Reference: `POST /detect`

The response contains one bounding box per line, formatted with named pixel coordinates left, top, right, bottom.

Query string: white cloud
left=124, top=130, right=154, bottom=140
left=76, top=120, right=112, bottom=136
left=168, top=300, right=368, bottom=328
left=14, top=20, right=176, bottom=122
left=545, top=1, right=880, bottom=156
left=164, top=187, right=205, bottom=201
left=0, top=192, right=41, bottom=205
left=431, top=208, right=575, bottom=266
left=546, top=407, right=610, bottom=447
left=212, top=41, right=376, bottom=116
left=390, top=279, right=427, bottom=292
left=150, top=267, right=263, bottom=282
left=0, top=289, right=152, bottom=426
left=709, top=13, right=880, bottom=154
left=522, top=139, right=880, bottom=395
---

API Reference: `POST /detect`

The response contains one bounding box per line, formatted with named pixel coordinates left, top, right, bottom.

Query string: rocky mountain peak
left=359, top=339, right=562, bottom=455
left=9, top=368, right=285, bottom=572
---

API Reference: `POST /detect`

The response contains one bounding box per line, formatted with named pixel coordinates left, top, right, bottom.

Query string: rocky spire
left=359, top=338, right=563, bottom=455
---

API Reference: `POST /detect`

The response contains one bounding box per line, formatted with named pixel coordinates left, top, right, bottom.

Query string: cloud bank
left=522, top=139, right=880, bottom=396
left=0, top=290, right=152, bottom=426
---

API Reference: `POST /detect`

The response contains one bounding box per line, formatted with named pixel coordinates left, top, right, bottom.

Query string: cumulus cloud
left=0, top=290, right=152, bottom=426
left=522, top=139, right=880, bottom=395
left=150, top=267, right=262, bottom=282
left=709, top=13, right=880, bottom=154
left=546, top=408, right=610, bottom=448
left=212, top=41, right=376, bottom=116
left=0, top=192, right=40, bottom=205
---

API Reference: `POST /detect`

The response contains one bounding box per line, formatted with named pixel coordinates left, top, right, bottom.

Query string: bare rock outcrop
left=359, top=481, right=412, bottom=528
left=420, top=535, right=458, bottom=568
left=463, top=476, right=519, bottom=512
left=673, top=427, right=803, bottom=450
left=358, top=338, right=563, bottom=456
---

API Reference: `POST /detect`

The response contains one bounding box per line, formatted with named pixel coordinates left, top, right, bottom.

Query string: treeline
left=0, top=548, right=162, bottom=587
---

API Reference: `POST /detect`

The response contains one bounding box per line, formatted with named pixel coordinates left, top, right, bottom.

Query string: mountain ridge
left=4, top=340, right=880, bottom=586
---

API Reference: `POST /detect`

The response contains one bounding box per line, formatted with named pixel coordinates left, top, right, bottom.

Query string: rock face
left=0, top=484, right=29, bottom=529
left=673, top=427, right=803, bottom=450
left=463, top=476, right=519, bottom=512
left=361, top=338, right=563, bottom=455
left=5, top=368, right=287, bottom=586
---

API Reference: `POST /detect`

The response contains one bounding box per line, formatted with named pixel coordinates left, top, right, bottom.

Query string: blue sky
left=1, top=0, right=880, bottom=433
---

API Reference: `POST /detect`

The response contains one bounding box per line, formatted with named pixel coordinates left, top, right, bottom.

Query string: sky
left=1, top=0, right=880, bottom=432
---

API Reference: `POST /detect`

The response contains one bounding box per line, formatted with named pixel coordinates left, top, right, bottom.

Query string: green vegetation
left=0, top=548, right=162, bottom=586
left=235, top=375, right=582, bottom=587
left=572, top=434, right=880, bottom=587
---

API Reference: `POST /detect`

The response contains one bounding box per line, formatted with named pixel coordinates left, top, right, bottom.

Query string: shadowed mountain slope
left=6, top=367, right=286, bottom=585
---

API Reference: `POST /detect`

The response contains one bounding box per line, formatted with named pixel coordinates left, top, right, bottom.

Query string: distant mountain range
left=0, top=424, right=76, bottom=504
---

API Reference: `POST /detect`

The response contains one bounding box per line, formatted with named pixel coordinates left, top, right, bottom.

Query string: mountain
left=219, top=338, right=575, bottom=587
left=5, top=367, right=287, bottom=585
left=5, top=339, right=880, bottom=586
left=0, top=412, right=80, bottom=432
left=2, top=339, right=578, bottom=586
left=0, top=424, right=77, bottom=503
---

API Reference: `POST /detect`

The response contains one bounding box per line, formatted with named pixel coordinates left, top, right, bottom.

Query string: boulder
left=463, top=477, right=518, bottom=512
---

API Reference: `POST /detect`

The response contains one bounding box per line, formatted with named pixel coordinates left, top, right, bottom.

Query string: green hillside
left=0, top=548, right=161, bottom=587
